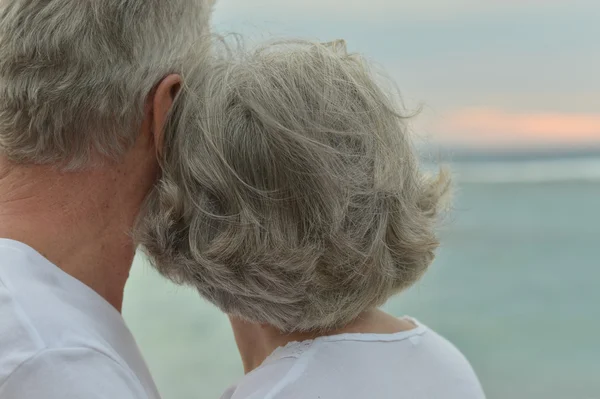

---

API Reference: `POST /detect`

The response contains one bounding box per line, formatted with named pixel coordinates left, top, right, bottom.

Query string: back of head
left=0, top=0, right=214, bottom=169
left=138, top=39, right=451, bottom=332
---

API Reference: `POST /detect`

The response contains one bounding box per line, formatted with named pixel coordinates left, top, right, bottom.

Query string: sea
left=123, top=149, right=600, bottom=399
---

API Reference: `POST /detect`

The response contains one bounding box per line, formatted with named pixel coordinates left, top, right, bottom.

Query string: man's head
left=0, top=0, right=214, bottom=309
left=0, top=0, right=214, bottom=169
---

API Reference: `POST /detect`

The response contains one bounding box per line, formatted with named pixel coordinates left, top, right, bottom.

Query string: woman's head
left=137, top=39, right=450, bottom=332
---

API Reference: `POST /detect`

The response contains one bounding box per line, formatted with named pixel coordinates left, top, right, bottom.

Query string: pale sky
left=212, top=0, right=600, bottom=149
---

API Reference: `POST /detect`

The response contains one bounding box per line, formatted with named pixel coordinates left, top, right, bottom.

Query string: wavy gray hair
left=0, top=0, right=214, bottom=168
left=137, top=39, right=451, bottom=332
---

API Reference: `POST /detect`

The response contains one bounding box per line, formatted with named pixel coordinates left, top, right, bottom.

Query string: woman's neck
left=229, top=309, right=418, bottom=374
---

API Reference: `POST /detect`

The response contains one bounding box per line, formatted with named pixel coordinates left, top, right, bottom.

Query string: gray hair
left=137, top=39, right=451, bottom=332
left=0, top=0, right=214, bottom=168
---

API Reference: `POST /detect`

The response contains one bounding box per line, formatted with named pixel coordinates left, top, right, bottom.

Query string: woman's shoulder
left=221, top=357, right=297, bottom=399
left=223, top=318, right=486, bottom=399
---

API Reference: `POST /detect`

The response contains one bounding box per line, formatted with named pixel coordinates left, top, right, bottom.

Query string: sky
left=212, top=0, right=600, bottom=149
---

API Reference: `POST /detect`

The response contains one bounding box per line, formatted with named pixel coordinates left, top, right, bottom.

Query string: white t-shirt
left=0, top=239, right=161, bottom=399
left=221, top=318, right=486, bottom=399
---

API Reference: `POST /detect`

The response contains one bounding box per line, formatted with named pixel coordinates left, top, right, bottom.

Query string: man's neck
left=0, top=158, right=154, bottom=312
left=229, top=309, right=418, bottom=374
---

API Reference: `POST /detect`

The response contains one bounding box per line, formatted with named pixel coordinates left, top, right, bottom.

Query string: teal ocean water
left=123, top=154, right=600, bottom=399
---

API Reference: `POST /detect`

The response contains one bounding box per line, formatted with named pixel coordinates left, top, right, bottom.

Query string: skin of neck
left=0, top=74, right=181, bottom=312
left=0, top=147, right=156, bottom=311
left=229, top=308, right=417, bottom=374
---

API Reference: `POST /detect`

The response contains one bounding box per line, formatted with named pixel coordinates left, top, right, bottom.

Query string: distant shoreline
left=420, top=145, right=600, bottom=183
left=422, top=145, right=600, bottom=163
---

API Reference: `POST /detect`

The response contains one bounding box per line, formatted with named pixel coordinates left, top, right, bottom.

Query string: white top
left=221, top=318, right=486, bottom=399
left=0, top=239, right=161, bottom=399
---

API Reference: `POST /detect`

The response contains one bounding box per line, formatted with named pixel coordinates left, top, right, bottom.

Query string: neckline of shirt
left=262, top=317, right=429, bottom=366
left=0, top=238, right=121, bottom=318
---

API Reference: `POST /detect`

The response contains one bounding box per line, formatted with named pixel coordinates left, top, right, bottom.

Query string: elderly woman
left=137, top=40, right=485, bottom=399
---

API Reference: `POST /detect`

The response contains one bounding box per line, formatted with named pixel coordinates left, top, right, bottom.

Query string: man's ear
left=150, top=74, right=182, bottom=158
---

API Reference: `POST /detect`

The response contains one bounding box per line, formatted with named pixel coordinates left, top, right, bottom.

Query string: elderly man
left=0, top=1, right=213, bottom=398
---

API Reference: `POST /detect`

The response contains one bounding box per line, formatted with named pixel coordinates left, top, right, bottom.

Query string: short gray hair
left=0, top=0, right=214, bottom=168
left=137, top=39, right=451, bottom=332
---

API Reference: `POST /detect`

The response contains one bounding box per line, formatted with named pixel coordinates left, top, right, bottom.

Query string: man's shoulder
left=0, top=287, right=122, bottom=388
left=0, top=275, right=46, bottom=385
left=0, top=239, right=143, bottom=369
left=0, top=242, right=160, bottom=398
left=0, top=346, right=150, bottom=399
left=0, top=283, right=156, bottom=399
left=0, top=259, right=103, bottom=377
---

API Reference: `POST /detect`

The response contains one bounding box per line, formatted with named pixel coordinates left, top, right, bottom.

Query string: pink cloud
left=434, top=108, right=600, bottom=146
